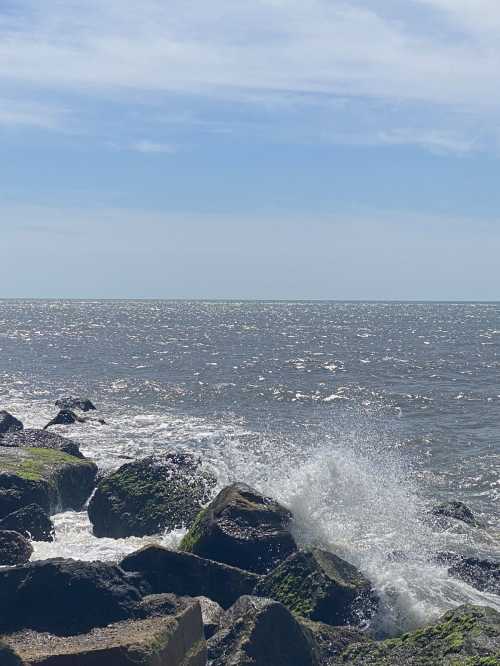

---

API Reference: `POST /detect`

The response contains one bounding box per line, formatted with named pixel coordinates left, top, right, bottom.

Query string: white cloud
left=377, top=128, right=477, bottom=155
left=131, top=140, right=176, bottom=154
left=0, top=98, right=68, bottom=129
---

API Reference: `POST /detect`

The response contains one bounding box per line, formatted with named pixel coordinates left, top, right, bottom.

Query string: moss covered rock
left=0, top=446, right=97, bottom=518
left=0, top=530, right=33, bottom=565
left=180, top=482, right=297, bottom=574
left=88, top=453, right=217, bottom=539
left=254, top=548, right=378, bottom=626
left=340, top=605, right=500, bottom=665
left=0, top=429, right=83, bottom=458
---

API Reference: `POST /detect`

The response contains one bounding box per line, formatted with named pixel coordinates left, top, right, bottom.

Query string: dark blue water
left=0, top=300, right=499, bottom=633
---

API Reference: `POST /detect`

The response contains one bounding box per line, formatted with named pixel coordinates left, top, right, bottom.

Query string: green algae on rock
left=180, top=482, right=297, bottom=574
left=88, top=453, right=217, bottom=539
left=0, top=446, right=97, bottom=518
left=254, top=548, right=378, bottom=626
left=339, top=605, right=500, bottom=665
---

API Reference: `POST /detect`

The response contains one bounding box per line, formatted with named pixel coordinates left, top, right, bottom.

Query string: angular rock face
left=196, top=596, right=224, bottom=639
left=180, top=482, right=297, bottom=574
left=208, top=595, right=317, bottom=666
left=0, top=447, right=97, bottom=518
left=298, top=617, right=370, bottom=664
left=121, top=544, right=260, bottom=609
left=449, top=557, right=500, bottom=595
left=0, top=411, right=23, bottom=435
left=341, top=605, right=500, bottom=665
left=3, top=595, right=206, bottom=666
left=88, top=453, right=217, bottom=539
left=0, top=530, right=33, bottom=565
left=431, top=500, right=479, bottom=527
left=55, top=396, right=96, bottom=412
left=0, top=558, right=143, bottom=635
left=0, top=429, right=83, bottom=459
left=0, top=504, right=55, bottom=542
left=43, top=409, right=84, bottom=430
left=254, top=548, right=378, bottom=626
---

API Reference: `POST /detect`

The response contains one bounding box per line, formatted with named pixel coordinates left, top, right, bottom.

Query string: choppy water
left=0, top=300, right=498, bottom=635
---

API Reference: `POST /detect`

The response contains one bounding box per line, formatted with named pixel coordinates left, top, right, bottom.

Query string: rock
left=88, top=453, right=216, bottom=539
left=55, top=396, right=96, bottom=412
left=3, top=595, right=206, bottom=665
left=298, top=617, right=370, bottom=664
left=0, top=429, right=83, bottom=458
left=341, top=604, right=500, bottom=665
left=449, top=557, right=500, bottom=595
left=120, top=544, right=260, bottom=609
left=0, top=504, right=54, bottom=542
left=0, top=530, right=33, bottom=565
left=0, top=447, right=97, bottom=519
left=207, top=595, right=317, bottom=666
left=431, top=501, right=480, bottom=527
left=0, top=411, right=23, bottom=435
left=196, top=596, right=224, bottom=639
left=0, top=641, right=24, bottom=666
left=43, top=409, right=85, bottom=430
left=180, top=482, right=297, bottom=574
left=254, top=548, right=378, bottom=626
left=0, top=558, right=143, bottom=635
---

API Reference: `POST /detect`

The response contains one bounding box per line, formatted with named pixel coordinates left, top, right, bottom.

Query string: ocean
left=0, top=299, right=498, bottom=636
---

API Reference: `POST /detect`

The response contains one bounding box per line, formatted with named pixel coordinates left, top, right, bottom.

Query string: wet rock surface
left=120, top=544, right=260, bottom=609
left=430, top=500, right=481, bottom=527
left=0, top=411, right=23, bottom=435
left=55, top=396, right=96, bottom=412
left=448, top=557, right=500, bottom=595
left=0, top=503, right=54, bottom=542
left=0, top=429, right=84, bottom=458
left=254, top=548, right=378, bottom=626
left=180, top=482, right=297, bottom=574
left=0, top=530, right=33, bottom=565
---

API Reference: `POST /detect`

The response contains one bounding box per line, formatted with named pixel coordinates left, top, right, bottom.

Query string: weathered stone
left=298, top=617, right=370, bottom=665
left=196, top=596, right=224, bottom=639
left=88, top=453, right=216, bottom=539
left=43, top=410, right=85, bottom=430
left=3, top=596, right=206, bottom=665
left=0, top=504, right=54, bottom=542
left=449, top=557, right=500, bottom=595
left=55, top=396, right=96, bottom=412
left=0, top=447, right=97, bottom=518
left=120, top=544, right=260, bottom=609
left=431, top=501, right=480, bottom=527
left=0, top=430, right=83, bottom=459
left=254, top=548, right=378, bottom=626
left=0, top=411, right=23, bottom=435
left=340, top=604, right=500, bottom=665
left=0, top=558, right=143, bottom=635
left=0, top=641, right=24, bottom=666
left=208, top=595, right=317, bottom=666
left=0, top=530, right=33, bottom=565
left=180, top=482, right=297, bottom=574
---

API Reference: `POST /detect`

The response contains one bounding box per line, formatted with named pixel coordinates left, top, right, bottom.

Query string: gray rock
left=431, top=501, right=480, bottom=527
left=0, top=530, right=33, bottom=565
left=55, top=396, right=96, bottom=412
left=0, top=429, right=83, bottom=458
left=449, top=557, right=500, bottom=595
left=0, top=411, right=23, bottom=435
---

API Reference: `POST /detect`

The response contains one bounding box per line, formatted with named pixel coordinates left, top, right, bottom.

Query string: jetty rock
left=55, top=396, right=96, bottom=412
left=0, top=530, right=33, bottom=565
left=0, top=429, right=83, bottom=458
left=180, top=482, right=297, bottom=574
left=0, top=503, right=54, bottom=542
left=254, top=548, right=379, bottom=626
left=0, top=411, right=23, bottom=435
left=0, top=446, right=97, bottom=518
left=88, top=452, right=217, bottom=539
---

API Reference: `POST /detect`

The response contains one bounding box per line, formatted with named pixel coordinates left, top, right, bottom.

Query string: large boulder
left=0, top=530, right=33, bottom=565
left=0, top=411, right=23, bottom=435
left=55, top=396, right=96, bottom=412
left=341, top=604, right=500, bottom=665
left=208, top=595, right=317, bottom=666
left=180, top=482, right=297, bottom=574
left=0, top=429, right=83, bottom=458
left=120, top=544, right=260, bottom=609
left=449, top=557, right=500, bottom=595
left=88, top=453, right=216, bottom=539
left=3, top=595, right=206, bottom=666
left=0, top=558, right=143, bottom=635
left=0, top=447, right=97, bottom=519
left=254, top=548, right=378, bottom=626
left=298, top=617, right=370, bottom=664
left=43, top=409, right=85, bottom=430
left=430, top=501, right=480, bottom=527
left=0, top=504, right=54, bottom=542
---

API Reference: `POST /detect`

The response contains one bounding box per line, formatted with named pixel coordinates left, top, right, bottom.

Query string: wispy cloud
left=130, top=140, right=176, bottom=154
left=0, top=98, right=68, bottom=130
left=377, top=129, right=477, bottom=155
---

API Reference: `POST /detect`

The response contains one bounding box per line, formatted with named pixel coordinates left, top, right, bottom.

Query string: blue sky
left=1, top=0, right=500, bottom=299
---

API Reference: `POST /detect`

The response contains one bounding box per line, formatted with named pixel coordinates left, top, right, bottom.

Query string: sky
left=1, top=0, right=500, bottom=299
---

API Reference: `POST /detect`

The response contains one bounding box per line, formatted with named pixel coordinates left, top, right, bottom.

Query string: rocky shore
left=0, top=401, right=499, bottom=665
